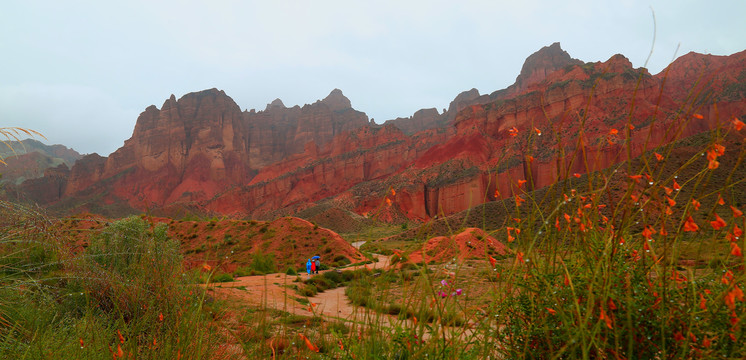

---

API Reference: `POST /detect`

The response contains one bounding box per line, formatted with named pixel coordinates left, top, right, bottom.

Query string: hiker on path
left=314, top=258, right=320, bottom=274
left=311, top=259, right=316, bottom=274
left=306, top=259, right=312, bottom=275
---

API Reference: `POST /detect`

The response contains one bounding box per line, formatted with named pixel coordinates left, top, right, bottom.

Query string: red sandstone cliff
left=11, top=44, right=746, bottom=221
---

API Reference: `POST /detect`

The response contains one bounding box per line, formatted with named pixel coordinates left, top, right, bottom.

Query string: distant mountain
left=0, top=139, right=82, bottom=185
left=7, top=43, right=746, bottom=221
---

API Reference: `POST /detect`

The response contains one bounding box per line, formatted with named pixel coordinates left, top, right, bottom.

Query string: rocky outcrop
left=11, top=45, right=746, bottom=222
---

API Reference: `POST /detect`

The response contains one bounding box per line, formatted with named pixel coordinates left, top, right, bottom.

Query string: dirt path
left=212, top=253, right=392, bottom=321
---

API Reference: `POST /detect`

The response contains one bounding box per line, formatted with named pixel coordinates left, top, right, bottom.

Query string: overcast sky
left=2, top=0, right=745, bottom=156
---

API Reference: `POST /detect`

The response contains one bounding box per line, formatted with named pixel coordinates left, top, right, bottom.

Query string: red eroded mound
left=53, top=214, right=365, bottom=273
left=408, top=228, right=508, bottom=264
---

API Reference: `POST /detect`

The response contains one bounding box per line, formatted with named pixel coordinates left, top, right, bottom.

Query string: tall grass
left=0, top=209, right=222, bottom=359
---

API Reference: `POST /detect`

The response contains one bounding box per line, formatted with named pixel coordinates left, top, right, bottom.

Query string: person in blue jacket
left=306, top=259, right=312, bottom=275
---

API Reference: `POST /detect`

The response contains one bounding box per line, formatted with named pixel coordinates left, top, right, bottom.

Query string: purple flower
left=440, top=279, right=448, bottom=287
left=455, top=288, right=463, bottom=296
left=438, top=290, right=447, bottom=298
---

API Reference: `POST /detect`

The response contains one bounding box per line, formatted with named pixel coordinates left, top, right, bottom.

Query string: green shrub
left=212, top=273, right=234, bottom=282
left=249, top=251, right=276, bottom=274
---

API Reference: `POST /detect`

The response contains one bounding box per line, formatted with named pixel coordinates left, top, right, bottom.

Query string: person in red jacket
left=311, top=259, right=316, bottom=274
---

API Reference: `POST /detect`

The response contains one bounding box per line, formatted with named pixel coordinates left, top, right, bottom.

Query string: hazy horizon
left=2, top=0, right=746, bottom=156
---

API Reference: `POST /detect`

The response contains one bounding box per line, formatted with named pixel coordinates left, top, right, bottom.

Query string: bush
left=249, top=251, right=276, bottom=274
left=73, top=216, right=183, bottom=319
left=212, top=273, right=234, bottom=282
left=285, top=267, right=297, bottom=275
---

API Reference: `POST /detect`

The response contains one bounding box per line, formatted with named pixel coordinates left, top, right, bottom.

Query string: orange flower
left=664, top=186, right=673, bottom=195
left=386, top=198, right=392, bottom=207
left=494, top=189, right=500, bottom=198
left=699, top=293, right=707, bottom=310
left=526, top=155, right=534, bottom=163
left=489, top=256, right=496, bottom=267
left=515, top=195, right=525, bottom=207
left=298, top=334, right=319, bottom=352
left=641, top=226, right=656, bottom=240
left=731, top=206, right=743, bottom=218
left=517, top=179, right=527, bottom=188
left=507, top=234, right=515, bottom=243
left=628, top=124, right=635, bottom=130
left=117, top=330, right=125, bottom=344
left=693, top=113, right=704, bottom=119
left=599, top=308, right=612, bottom=329
left=659, top=224, right=668, bottom=236
left=573, top=173, right=581, bottom=178
left=683, top=216, right=699, bottom=232
left=79, top=338, right=84, bottom=348
left=710, top=214, right=727, bottom=230
left=546, top=307, right=556, bottom=315
left=390, top=188, right=396, bottom=196
left=673, top=180, right=681, bottom=191
left=608, top=298, right=617, bottom=311
left=664, top=206, right=673, bottom=215
left=718, top=195, right=725, bottom=205
left=691, top=199, right=701, bottom=210
left=733, top=117, right=745, bottom=131
left=629, top=174, right=642, bottom=183
left=654, top=152, right=664, bottom=161
left=534, top=127, right=542, bottom=136
left=202, top=263, right=212, bottom=271
left=116, top=344, right=124, bottom=358
left=731, top=242, right=742, bottom=257
left=666, top=196, right=676, bottom=207
left=508, top=127, right=518, bottom=137
left=564, top=213, right=571, bottom=223
left=702, top=336, right=712, bottom=348
left=708, top=159, right=720, bottom=170
left=158, top=313, right=164, bottom=322
left=516, top=252, right=524, bottom=264
left=564, top=274, right=570, bottom=286
left=722, top=270, right=734, bottom=285
left=608, top=128, right=618, bottom=135
left=733, top=224, right=743, bottom=237
left=555, top=218, right=561, bottom=230
left=724, top=286, right=744, bottom=310
left=714, top=144, right=725, bottom=156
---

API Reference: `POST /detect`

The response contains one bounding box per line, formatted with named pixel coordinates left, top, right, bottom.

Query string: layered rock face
left=13, top=44, right=746, bottom=221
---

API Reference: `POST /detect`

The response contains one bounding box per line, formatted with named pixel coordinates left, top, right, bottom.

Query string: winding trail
left=212, top=242, right=392, bottom=322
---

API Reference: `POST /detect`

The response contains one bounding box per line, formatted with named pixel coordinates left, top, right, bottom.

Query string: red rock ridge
left=10, top=44, right=746, bottom=222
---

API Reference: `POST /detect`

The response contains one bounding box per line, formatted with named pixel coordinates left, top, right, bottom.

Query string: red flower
left=683, top=216, right=699, bottom=232
left=699, top=293, right=707, bottom=310
left=731, top=242, right=742, bottom=257
left=733, top=117, right=745, bottom=131
left=731, top=206, right=743, bottom=218
left=710, top=214, right=727, bottom=230
left=691, top=199, right=701, bottom=210
left=666, top=196, right=676, bottom=207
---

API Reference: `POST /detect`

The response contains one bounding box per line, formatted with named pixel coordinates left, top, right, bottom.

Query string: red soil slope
left=407, top=228, right=508, bottom=264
